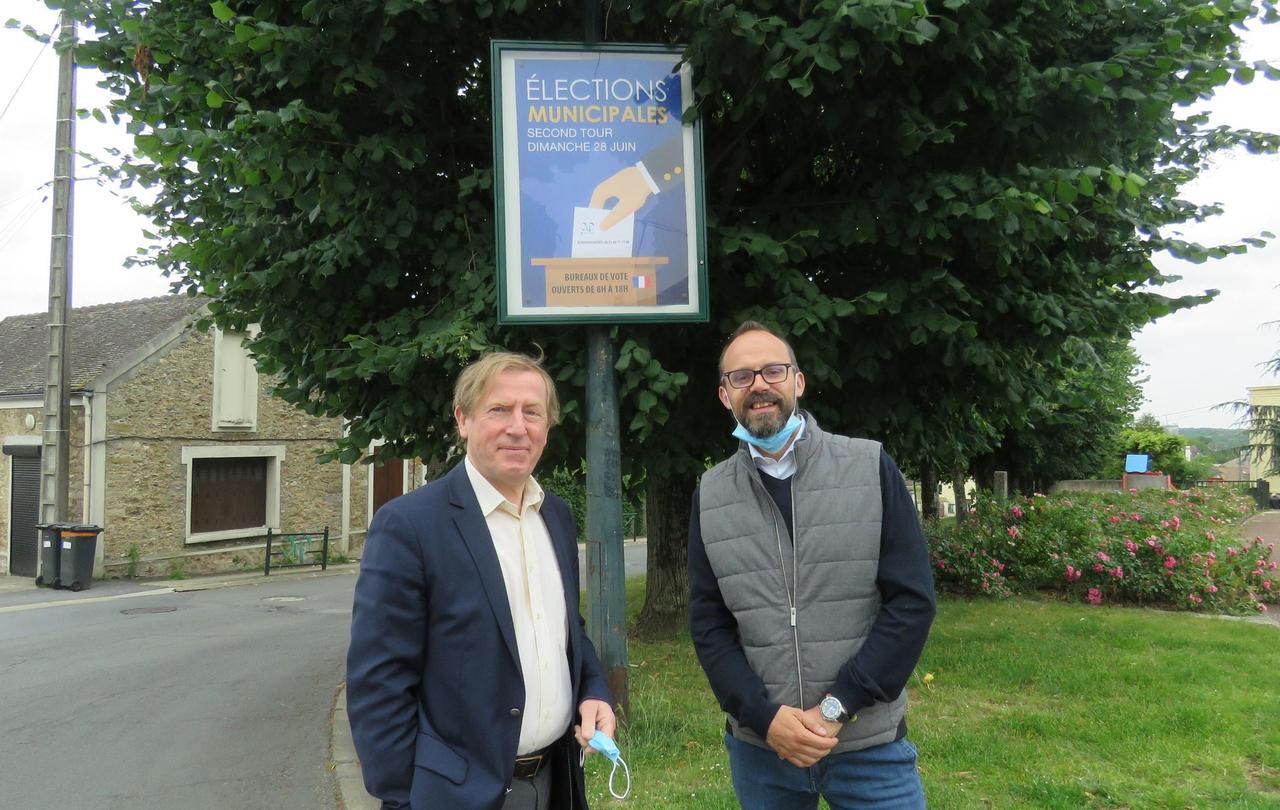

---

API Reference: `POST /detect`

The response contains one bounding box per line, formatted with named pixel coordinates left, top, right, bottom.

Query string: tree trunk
left=921, top=463, right=939, bottom=522
left=951, top=465, right=968, bottom=517
left=635, top=471, right=692, bottom=638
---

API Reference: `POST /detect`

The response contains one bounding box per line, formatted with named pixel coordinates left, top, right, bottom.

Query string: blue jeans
left=725, top=733, right=926, bottom=810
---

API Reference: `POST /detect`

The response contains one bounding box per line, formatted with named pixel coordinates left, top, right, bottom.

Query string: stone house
left=0, top=295, right=402, bottom=581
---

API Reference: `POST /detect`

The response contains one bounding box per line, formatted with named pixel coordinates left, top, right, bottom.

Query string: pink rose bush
left=927, top=487, right=1277, bottom=613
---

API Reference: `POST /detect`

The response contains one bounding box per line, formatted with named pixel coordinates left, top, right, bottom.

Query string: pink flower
left=1093, top=563, right=1105, bottom=573
left=1205, top=530, right=1216, bottom=542
left=1007, top=526, right=1021, bottom=539
left=1146, top=537, right=1158, bottom=548
left=1130, top=513, right=1141, bottom=521
left=1167, top=498, right=1178, bottom=505
left=1110, top=566, right=1124, bottom=579
left=1125, top=539, right=1138, bottom=554
left=1265, top=581, right=1273, bottom=591
left=1226, top=547, right=1238, bottom=557
left=1171, top=516, right=1181, bottom=531
left=1086, top=588, right=1103, bottom=605
left=1064, top=565, right=1083, bottom=582
left=1207, top=585, right=1219, bottom=594
left=1270, top=562, right=1277, bottom=571
left=1164, top=556, right=1178, bottom=570
left=936, top=560, right=947, bottom=569
left=1188, top=593, right=1203, bottom=605
left=1096, top=551, right=1111, bottom=563
left=1010, top=506, right=1024, bottom=518
left=1108, top=515, right=1121, bottom=524
left=1258, top=603, right=1268, bottom=613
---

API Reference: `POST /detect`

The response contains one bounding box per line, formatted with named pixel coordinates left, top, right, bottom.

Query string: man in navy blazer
left=347, top=352, right=615, bottom=809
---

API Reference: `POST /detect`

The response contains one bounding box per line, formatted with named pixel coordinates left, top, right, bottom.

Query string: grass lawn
left=583, top=581, right=1280, bottom=809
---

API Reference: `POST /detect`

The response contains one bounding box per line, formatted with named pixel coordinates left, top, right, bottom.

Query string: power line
left=0, top=23, right=59, bottom=126
left=0, top=198, right=45, bottom=254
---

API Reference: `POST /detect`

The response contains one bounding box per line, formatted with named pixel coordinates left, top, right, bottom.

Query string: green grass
left=583, top=582, right=1280, bottom=809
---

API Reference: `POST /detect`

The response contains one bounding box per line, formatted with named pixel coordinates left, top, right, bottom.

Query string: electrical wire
left=0, top=22, right=59, bottom=126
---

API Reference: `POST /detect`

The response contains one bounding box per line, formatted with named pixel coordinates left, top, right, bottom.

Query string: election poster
left=491, top=41, right=708, bottom=324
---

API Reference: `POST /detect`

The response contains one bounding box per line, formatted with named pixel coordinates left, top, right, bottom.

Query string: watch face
left=820, top=696, right=843, bottom=721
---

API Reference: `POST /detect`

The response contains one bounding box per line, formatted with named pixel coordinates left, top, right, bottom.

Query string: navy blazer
left=347, top=463, right=611, bottom=809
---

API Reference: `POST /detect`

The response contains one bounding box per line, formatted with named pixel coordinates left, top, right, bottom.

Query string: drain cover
left=263, top=596, right=305, bottom=603
left=121, top=606, right=177, bottom=615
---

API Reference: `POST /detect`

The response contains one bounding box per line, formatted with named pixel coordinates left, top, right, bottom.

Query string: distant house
left=0, top=295, right=388, bottom=580
left=1212, top=454, right=1251, bottom=481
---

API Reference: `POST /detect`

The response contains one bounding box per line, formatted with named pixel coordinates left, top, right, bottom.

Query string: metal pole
left=40, top=11, right=76, bottom=529
left=585, top=328, right=629, bottom=712
left=581, top=0, right=629, bottom=713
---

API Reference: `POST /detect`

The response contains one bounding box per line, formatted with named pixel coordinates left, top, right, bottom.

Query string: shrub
left=927, top=487, right=1275, bottom=614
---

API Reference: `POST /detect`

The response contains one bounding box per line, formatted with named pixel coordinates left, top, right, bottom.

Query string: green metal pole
left=585, top=326, right=629, bottom=713
left=580, top=0, right=628, bottom=714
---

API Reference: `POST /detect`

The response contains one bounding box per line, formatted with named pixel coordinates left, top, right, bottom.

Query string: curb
left=331, top=683, right=379, bottom=810
left=0, top=564, right=359, bottom=614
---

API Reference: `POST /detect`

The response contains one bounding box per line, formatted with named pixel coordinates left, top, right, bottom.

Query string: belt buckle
left=513, top=751, right=545, bottom=780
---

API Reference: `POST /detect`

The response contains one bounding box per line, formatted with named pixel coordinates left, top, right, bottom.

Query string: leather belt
left=512, top=746, right=553, bottom=780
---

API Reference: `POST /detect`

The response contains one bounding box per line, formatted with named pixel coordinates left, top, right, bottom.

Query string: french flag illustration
left=632, top=275, right=648, bottom=289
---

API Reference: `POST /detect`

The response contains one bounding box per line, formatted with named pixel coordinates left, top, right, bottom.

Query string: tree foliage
left=35, top=0, right=1280, bottom=619
left=1104, top=417, right=1216, bottom=485
left=973, top=339, right=1144, bottom=493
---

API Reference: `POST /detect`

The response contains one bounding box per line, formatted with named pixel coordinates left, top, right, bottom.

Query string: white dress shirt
left=464, top=458, right=573, bottom=754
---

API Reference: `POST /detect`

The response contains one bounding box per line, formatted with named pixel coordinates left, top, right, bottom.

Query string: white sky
left=1, top=2, right=1278, bottom=428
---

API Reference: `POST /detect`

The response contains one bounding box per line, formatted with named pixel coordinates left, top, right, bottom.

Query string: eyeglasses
left=721, top=363, right=793, bottom=389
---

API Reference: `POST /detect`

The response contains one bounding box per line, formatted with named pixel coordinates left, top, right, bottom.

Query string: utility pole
left=40, top=10, right=76, bottom=526
left=581, top=0, right=630, bottom=714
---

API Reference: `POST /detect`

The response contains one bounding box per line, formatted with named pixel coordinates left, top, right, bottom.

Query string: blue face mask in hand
left=585, top=729, right=631, bottom=799
left=732, top=410, right=803, bottom=455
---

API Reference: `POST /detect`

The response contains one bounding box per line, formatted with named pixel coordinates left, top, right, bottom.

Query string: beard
left=736, top=390, right=791, bottom=438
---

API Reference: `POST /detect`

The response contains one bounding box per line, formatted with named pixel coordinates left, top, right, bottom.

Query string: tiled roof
left=0, top=294, right=209, bottom=396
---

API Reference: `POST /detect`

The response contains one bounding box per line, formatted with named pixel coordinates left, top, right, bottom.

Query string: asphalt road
left=0, top=540, right=648, bottom=810
left=0, top=572, right=356, bottom=810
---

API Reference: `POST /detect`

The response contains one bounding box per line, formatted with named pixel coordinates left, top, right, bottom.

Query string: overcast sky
left=2, top=2, right=1278, bottom=429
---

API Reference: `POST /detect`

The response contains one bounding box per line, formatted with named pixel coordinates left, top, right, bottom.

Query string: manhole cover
left=263, top=596, right=305, bottom=603
left=121, top=606, right=177, bottom=615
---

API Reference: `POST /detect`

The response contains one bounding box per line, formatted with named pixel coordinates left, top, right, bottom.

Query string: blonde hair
left=453, top=351, right=560, bottom=426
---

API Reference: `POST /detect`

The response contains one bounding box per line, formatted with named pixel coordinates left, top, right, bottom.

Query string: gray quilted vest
left=698, top=416, right=907, bottom=753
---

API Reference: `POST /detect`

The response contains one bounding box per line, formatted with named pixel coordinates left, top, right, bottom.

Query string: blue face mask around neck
left=731, top=409, right=803, bottom=454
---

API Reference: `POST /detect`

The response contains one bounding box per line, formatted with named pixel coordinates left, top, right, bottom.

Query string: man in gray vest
left=689, top=321, right=937, bottom=809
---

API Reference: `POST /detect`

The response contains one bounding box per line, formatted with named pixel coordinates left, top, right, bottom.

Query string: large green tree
left=972, top=339, right=1145, bottom=494
left=29, top=0, right=1280, bottom=630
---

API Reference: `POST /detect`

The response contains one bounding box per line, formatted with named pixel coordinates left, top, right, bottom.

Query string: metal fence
left=264, top=527, right=330, bottom=575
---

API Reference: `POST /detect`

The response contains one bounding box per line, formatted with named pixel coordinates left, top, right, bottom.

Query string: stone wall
left=0, top=404, right=87, bottom=575
left=100, top=328, right=351, bottom=577
left=1049, top=479, right=1123, bottom=494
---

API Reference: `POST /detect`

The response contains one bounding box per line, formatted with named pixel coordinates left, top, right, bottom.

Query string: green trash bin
left=34, top=523, right=63, bottom=588
left=56, top=524, right=103, bottom=592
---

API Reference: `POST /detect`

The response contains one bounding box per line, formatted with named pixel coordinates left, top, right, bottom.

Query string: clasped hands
left=765, top=704, right=844, bottom=767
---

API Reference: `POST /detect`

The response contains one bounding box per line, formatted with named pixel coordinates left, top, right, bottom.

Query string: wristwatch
left=819, top=694, right=852, bottom=724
